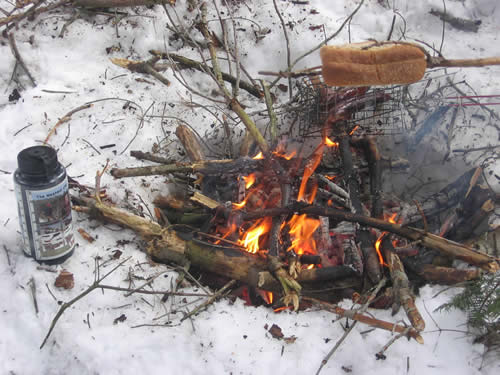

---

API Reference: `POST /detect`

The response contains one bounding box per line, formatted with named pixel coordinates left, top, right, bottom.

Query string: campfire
left=69, top=78, right=498, bottom=348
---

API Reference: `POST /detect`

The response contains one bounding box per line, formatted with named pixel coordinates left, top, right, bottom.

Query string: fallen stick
left=8, top=32, right=36, bottom=86
left=429, top=8, right=481, bottom=33
left=44, top=104, right=93, bottom=145
left=303, top=297, right=424, bottom=343
left=110, top=158, right=261, bottom=178
left=150, top=51, right=262, bottom=99
left=383, top=239, right=425, bottom=331
left=130, top=150, right=173, bottom=164
left=415, top=264, right=481, bottom=285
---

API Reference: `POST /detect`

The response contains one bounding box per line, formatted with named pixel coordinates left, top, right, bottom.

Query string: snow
left=0, top=0, right=498, bottom=374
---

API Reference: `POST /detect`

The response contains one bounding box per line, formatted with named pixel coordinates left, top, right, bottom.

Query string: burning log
left=73, top=196, right=358, bottom=297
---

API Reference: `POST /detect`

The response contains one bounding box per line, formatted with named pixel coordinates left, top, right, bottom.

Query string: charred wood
left=339, top=136, right=382, bottom=283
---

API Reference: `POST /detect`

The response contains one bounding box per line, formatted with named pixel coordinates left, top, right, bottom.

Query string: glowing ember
left=324, top=136, right=339, bottom=147
left=349, top=125, right=360, bottom=136
left=242, top=174, right=256, bottom=189
left=274, top=306, right=293, bottom=313
left=267, top=292, right=273, bottom=304
left=252, top=152, right=264, bottom=160
left=238, top=217, right=272, bottom=253
left=272, top=149, right=297, bottom=160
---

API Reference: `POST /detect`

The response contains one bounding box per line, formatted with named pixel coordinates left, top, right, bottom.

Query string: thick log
left=150, top=230, right=358, bottom=292
left=79, top=197, right=357, bottom=293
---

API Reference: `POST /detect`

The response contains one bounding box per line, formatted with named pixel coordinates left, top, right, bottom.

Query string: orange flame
left=325, top=136, right=339, bottom=147
left=297, top=143, right=323, bottom=202
left=388, top=213, right=397, bottom=224
left=242, top=174, right=256, bottom=189
left=374, top=235, right=385, bottom=265
left=306, top=181, right=318, bottom=204
left=273, top=149, right=297, bottom=160
left=238, top=217, right=272, bottom=253
left=232, top=200, right=247, bottom=209
left=374, top=213, right=399, bottom=265
left=252, top=152, right=264, bottom=160
left=287, top=214, right=320, bottom=255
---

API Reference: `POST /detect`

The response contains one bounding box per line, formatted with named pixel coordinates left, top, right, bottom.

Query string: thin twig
left=271, top=0, right=365, bottom=89
left=45, top=283, right=59, bottom=302
left=98, top=284, right=209, bottom=297
left=439, top=0, right=446, bottom=54
left=3, top=244, right=11, bottom=267
left=120, top=101, right=154, bottom=155
left=261, top=80, right=277, bottom=144
left=40, top=257, right=131, bottom=349
left=81, top=138, right=101, bottom=155
left=180, top=279, right=236, bottom=322
left=377, top=327, right=412, bottom=358
left=29, top=277, right=39, bottom=315
left=44, top=103, right=93, bottom=145
left=123, top=271, right=167, bottom=297
left=272, top=0, right=293, bottom=100
left=387, top=14, right=396, bottom=41
left=8, top=32, right=36, bottom=86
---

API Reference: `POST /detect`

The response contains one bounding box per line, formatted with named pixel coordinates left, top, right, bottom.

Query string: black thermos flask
left=14, top=146, right=75, bottom=263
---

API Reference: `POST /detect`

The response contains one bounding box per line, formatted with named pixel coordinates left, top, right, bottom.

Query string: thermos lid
left=17, top=146, right=59, bottom=177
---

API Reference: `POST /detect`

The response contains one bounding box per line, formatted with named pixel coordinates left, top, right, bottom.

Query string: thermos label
left=16, top=179, right=75, bottom=260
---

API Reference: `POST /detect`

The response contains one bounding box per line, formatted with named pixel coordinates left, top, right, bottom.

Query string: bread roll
left=320, top=42, right=427, bottom=86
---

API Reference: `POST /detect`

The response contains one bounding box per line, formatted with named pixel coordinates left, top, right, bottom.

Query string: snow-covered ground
left=0, top=0, right=499, bottom=374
